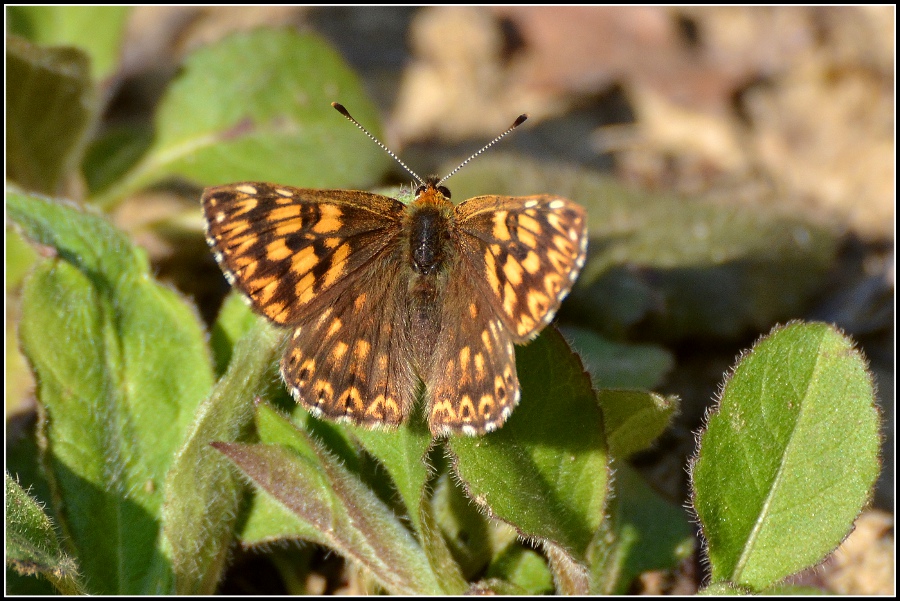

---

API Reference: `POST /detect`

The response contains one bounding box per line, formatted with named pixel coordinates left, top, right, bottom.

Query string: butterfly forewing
left=453, top=194, right=588, bottom=341
left=202, top=183, right=405, bottom=325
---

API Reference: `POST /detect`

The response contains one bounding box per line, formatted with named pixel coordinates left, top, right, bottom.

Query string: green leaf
left=346, top=406, right=468, bottom=593
left=7, top=6, right=130, bottom=79
left=444, top=156, right=839, bottom=341
left=160, top=319, right=281, bottom=594
left=209, top=290, right=262, bottom=377
left=344, top=403, right=432, bottom=533
left=600, top=390, right=678, bottom=459
left=6, top=36, right=99, bottom=195
left=10, top=191, right=214, bottom=594
left=691, top=322, right=881, bottom=590
left=239, top=487, right=327, bottom=546
left=699, top=581, right=749, bottom=595
left=6, top=228, right=38, bottom=291
left=216, top=402, right=445, bottom=595
left=430, top=469, right=517, bottom=581
left=5, top=473, right=86, bottom=595
left=589, top=464, right=694, bottom=594
left=95, top=29, right=391, bottom=209
left=485, top=543, right=554, bottom=594
left=81, top=125, right=154, bottom=195
left=561, top=325, right=673, bottom=389
left=6, top=229, right=38, bottom=413
left=450, top=329, right=610, bottom=570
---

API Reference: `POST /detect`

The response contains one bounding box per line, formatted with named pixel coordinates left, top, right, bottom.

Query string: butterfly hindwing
left=281, top=257, right=418, bottom=427
left=426, top=261, right=520, bottom=435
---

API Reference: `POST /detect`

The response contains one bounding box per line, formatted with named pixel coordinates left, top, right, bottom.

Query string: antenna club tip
left=514, top=114, right=528, bottom=127
left=332, top=102, right=350, bottom=117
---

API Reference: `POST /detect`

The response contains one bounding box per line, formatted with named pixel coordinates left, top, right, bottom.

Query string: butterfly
left=201, top=103, right=588, bottom=436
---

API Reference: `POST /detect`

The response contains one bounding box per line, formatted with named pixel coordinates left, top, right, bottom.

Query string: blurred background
left=7, top=6, right=894, bottom=595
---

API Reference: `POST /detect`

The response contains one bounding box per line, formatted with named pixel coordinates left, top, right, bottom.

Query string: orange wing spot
left=354, top=339, right=371, bottom=360
left=544, top=272, right=564, bottom=296
left=484, top=249, right=501, bottom=295
left=314, top=380, right=334, bottom=402
left=432, top=399, right=457, bottom=422
left=518, top=214, right=541, bottom=233
left=527, top=290, right=551, bottom=320
left=469, top=302, right=478, bottom=318
left=459, top=395, right=476, bottom=421
left=366, top=394, right=387, bottom=418
left=332, top=341, right=349, bottom=361
left=325, top=318, right=342, bottom=339
left=265, top=238, right=292, bottom=261
left=229, top=237, right=259, bottom=259
left=312, top=204, right=344, bottom=234
left=321, top=243, right=349, bottom=288
left=322, top=237, right=341, bottom=249
left=553, top=235, right=573, bottom=253
left=232, top=254, right=256, bottom=272
left=517, top=227, right=538, bottom=249
left=522, top=251, right=541, bottom=274
left=295, top=272, right=316, bottom=304
left=340, top=387, right=364, bottom=413
left=269, top=302, right=289, bottom=323
left=299, top=359, right=316, bottom=384
left=503, top=256, right=524, bottom=286
left=269, top=205, right=302, bottom=223
left=459, top=346, right=471, bottom=371
left=494, top=376, right=507, bottom=400
left=478, top=395, right=495, bottom=418
left=382, top=397, right=400, bottom=421
left=481, top=330, right=492, bottom=351
left=377, top=354, right=389, bottom=371
left=492, top=211, right=510, bottom=240
left=547, top=248, right=568, bottom=273
left=355, top=293, right=368, bottom=313
left=503, top=282, right=517, bottom=317
left=474, top=353, right=486, bottom=380
left=237, top=197, right=260, bottom=214
left=274, top=221, right=305, bottom=237
left=546, top=212, right=564, bottom=233
left=516, top=313, right=536, bottom=337
left=219, top=220, right=250, bottom=237
left=253, top=278, right=280, bottom=306
left=290, top=245, right=319, bottom=276
left=316, top=307, right=333, bottom=325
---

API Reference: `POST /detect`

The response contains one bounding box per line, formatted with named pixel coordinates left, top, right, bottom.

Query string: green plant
left=6, top=9, right=881, bottom=595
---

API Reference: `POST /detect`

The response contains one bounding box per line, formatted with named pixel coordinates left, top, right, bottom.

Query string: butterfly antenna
left=332, top=102, right=424, bottom=186
left=436, top=114, right=528, bottom=187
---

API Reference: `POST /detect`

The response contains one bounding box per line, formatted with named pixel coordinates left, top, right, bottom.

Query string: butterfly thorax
left=403, top=180, right=457, bottom=363
left=406, top=179, right=455, bottom=277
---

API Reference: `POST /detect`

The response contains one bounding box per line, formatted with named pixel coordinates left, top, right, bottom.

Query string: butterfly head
left=413, top=176, right=453, bottom=208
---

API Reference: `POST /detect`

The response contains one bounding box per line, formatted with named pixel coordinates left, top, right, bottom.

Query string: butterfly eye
left=438, top=186, right=451, bottom=199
